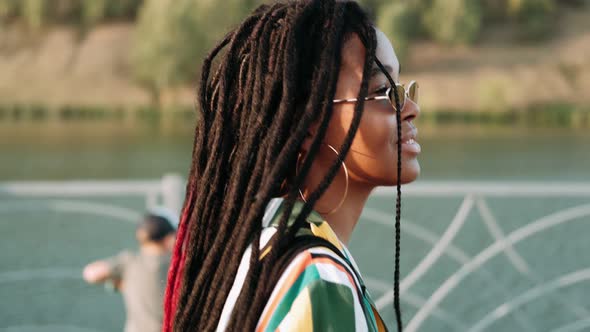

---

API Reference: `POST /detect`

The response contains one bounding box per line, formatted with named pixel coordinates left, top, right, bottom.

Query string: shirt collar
left=265, top=197, right=345, bottom=253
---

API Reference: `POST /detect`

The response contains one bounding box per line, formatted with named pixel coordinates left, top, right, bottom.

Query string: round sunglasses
left=333, top=80, right=419, bottom=111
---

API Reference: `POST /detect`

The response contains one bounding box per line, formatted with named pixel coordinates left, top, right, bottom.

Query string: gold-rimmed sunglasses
left=333, top=80, right=419, bottom=111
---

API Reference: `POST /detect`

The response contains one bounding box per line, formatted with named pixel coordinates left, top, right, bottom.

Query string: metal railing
left=2, top=178, right=589, bottom=331
left=374, top=181, right=590, bottom=332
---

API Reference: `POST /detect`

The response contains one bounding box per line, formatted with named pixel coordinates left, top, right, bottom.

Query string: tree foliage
left=423, top=0, right=482, bottom=44
left=509, top=0, right=557, bottom=40
left=377, top=2, right=421, bottom=61
left=0, top=0, right=142, bottom=29
left=131, top=0, right=264, bottom=104
left=0, top=0, right=586, bottom=96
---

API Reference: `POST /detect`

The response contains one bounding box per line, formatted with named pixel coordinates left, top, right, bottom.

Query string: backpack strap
left=262, top=234, right=345, bottom=291
left=261, top=234, right=388, bottom=332
left=259, top=199, right=389, bottom=331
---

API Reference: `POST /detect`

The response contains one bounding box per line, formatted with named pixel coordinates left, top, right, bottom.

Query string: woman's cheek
left=371, top=117, right=396, bottom=151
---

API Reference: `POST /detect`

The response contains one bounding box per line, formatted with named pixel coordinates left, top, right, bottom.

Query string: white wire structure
left=0, top=173, right=185, bottom=216
left=1, top=178, right=589, bottom=331
left=373, top=181, right=590, bottom=332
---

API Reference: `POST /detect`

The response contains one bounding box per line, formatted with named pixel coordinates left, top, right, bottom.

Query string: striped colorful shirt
left=216, top=198, right=388, bottom=332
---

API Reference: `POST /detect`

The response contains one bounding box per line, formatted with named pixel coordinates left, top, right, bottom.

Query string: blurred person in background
left=83, top=211, right=177, bottom=332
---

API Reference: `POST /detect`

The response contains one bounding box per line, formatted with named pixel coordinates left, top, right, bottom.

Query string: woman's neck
left=321, top=183, right=373, bottom=244
left=302, top=163, right=374, bottom=245
left=140, top=242, right=169, bottom=256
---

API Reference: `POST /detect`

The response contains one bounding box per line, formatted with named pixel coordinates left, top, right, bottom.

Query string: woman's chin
left=402, top=161, right=421, bottom=184
left=383, top=161, right=421, bottom=186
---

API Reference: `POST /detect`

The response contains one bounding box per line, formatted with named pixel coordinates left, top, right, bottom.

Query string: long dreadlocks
left=163, top=1, right=405, bottom=331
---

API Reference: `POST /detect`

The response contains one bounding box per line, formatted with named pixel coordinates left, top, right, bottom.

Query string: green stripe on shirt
left=308, top=280, right=356, bottom=332
left=265, top=264, right=321, bottom=331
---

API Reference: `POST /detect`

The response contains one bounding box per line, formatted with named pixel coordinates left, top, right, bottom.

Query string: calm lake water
left=1, top=120, right=589, bottom=332
left=1, top=121, right=589, bottom=181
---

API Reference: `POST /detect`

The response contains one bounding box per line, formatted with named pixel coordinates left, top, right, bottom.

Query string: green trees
left=21, top=0, right=44, bottom=30
left=374, top=0, right=482, bottom=58
left=0, top=0, right=586, bottom=104
left=369, top=0, right=583, bottom=60
left=0, top=1, right=585, bottom=43
left=422, top=0, right=482, bottom=44
left=0, top=0, right=142, bottom=30
left=377, top=2, right=421, bottom=61
left=509, top=0, right=557, bottom=40
left=131, top=0, right=201, bottom=104
left=131, top=0, right=263, bottom=105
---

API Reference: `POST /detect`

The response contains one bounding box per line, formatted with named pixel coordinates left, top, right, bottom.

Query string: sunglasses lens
left=388, top=86, right=406, bottom=109
left=408, top=81, right=419, bottom=104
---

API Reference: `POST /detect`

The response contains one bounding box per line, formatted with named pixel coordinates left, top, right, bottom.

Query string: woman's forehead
left=375, top=29, right=400, bottom=80
left=340, top=29, right=400, bottom=81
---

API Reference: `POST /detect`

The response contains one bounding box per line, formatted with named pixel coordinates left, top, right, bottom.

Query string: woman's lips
left=395, top=128, right=421, bottom=154
left=401, top=137, right=421, bottom=154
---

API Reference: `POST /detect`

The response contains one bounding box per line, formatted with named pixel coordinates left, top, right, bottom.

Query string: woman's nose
left=401, top=99, right=420, bottom=123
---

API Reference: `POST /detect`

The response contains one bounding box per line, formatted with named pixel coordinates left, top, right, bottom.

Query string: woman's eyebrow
left=370, top=64, right=394, bottom=78
left=371, top=64, right=402, bottom=79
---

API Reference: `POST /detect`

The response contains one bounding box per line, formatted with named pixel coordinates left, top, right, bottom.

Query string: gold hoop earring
left=297, top=144, right=349, bottom=215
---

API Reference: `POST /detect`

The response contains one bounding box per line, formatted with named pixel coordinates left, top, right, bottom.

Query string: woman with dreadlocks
left=164, top=1, right=420, bottom=331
